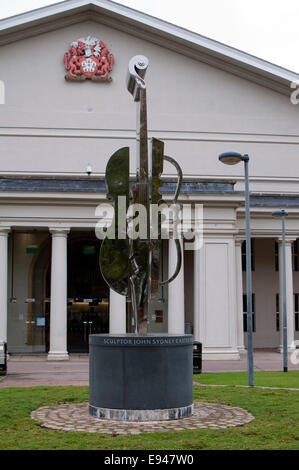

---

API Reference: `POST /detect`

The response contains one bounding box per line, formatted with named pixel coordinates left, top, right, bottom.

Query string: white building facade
left=0, top=0, right=299, bottom=360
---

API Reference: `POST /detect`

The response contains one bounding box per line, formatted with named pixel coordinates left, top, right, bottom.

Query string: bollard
left=193, top=342, right=202, bottom=374
left=0, top=342, right=7, bottom=376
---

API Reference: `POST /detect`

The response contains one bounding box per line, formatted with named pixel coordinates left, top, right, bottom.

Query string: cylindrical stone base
left=89, top=334, right=193, bottom=421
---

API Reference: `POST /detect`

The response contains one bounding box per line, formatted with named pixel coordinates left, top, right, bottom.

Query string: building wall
left=0, top=16, right=299, bottom=356
left=0, top=20, right=299, bottom=195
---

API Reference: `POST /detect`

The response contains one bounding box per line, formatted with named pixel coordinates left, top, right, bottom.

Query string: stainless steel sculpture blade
left=99, top=55, right=183, bottom=335
left=99, top=147, right=130, bottom=296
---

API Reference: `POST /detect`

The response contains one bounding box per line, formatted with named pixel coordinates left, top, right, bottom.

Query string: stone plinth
left=89, top=334, right=193, bottom=421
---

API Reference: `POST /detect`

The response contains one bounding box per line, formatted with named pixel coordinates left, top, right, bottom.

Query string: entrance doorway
left=67, top=233, right=109, bottom=353
left=7, top=230, right=51, bottom=354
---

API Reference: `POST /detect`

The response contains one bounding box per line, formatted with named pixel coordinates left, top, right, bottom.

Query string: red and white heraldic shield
left=64, top=36, right=114, bottom=82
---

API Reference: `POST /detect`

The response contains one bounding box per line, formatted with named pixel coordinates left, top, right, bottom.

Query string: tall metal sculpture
left=90, top=56, right=193, bottom=422
left=100, top=55, right=183, bottom=335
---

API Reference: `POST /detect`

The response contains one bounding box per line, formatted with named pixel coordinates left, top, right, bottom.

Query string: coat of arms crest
left=64, top=36, right=114, bottom=81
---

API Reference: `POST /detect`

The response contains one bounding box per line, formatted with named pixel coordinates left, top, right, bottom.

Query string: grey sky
left=1, top=0, right=299, bottom=73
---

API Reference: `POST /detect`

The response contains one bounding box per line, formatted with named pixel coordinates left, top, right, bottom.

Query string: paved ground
left=31, top=401, right=255, bottom=434
left=0, top=349, right=298, bottom=388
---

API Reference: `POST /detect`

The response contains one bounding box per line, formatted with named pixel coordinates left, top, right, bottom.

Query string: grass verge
left=194, top=371, right=299, bottom=388
left=0, top=383, right=298, bottom=450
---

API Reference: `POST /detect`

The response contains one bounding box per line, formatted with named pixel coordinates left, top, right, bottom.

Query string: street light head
left=272, top=209, right=288, bottom=218
left=218, top=151, right=246, bottom=165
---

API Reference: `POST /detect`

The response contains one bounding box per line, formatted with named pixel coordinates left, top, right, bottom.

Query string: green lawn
left=0, top=382, right=298, bottom=450
left=194, top=371, right=299, bottom=388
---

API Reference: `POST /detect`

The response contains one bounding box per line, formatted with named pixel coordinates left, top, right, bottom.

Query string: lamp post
left=272, top=209, right=289, bottom=373
left=219, top=151, right=254, bottom=386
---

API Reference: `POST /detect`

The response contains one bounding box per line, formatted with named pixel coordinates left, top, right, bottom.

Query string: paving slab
left=30, top=401, right=255, bottom=434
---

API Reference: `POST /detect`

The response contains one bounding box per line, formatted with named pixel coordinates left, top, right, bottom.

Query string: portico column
left=109, top=289, right=126, bottom=334
left=193, top=239, right=201, bottom=343
left=235, top=239, right=245, bottom=352
left=0, top=228, right=10, bottom=346
left=278, top=238, right=296, bottom=352
left=47, top=228, right=69, bottom=361
left=193, top=233, right=240, bottom=360
left=168, top=238, right=185, bottom=335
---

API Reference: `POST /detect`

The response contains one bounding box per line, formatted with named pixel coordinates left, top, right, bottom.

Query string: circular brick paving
left=31, top=401, right=254, bottom=434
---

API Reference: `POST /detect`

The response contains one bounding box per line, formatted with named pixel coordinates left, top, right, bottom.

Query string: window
left=275, top=242, right=279, bottom=271
left=243, top=293, right=255, bottom=332
left=294, top=294, right=299, bottom=332
left=242, top=239, right=255, bottom=272
left=276, top=293, right=280, bottom=331
left=293, top=240, right=299, bottom=271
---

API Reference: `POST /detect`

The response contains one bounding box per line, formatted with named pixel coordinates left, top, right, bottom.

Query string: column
left=0, top=228, right=10, bottom=346
left=194, top=235, right=240, bottom=360
left=168, top=238, right=185, bottom=335
left=109, top=289, right=126, bottom=334
left=193, top=236, right=201, bottom=343
left=235, top=239, right=245, bottom=352
left=278, top=238, right=296, bottom=352
left=47, top=228, right=69, bottom=361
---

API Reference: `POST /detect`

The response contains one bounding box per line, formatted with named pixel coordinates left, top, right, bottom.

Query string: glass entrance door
left=67, top=233, right=109, bottom=353
left=67, top=300, right=109, bottom=353
left=7, top=231, right=50, bottom=354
